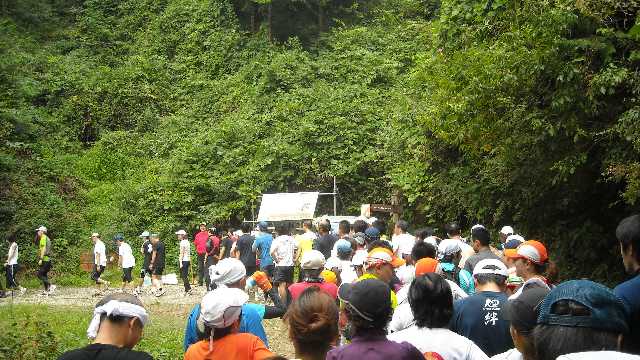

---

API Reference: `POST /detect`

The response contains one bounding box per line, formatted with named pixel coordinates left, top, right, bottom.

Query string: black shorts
left=122, top=267, right=133, bottom=282
left=261, top=264, right=275, bottom=279
left=153, top=265, right=164, bottom=276
left=273, top=266, right=294, bottom=284
left=91, top=265, right=105, bottom=283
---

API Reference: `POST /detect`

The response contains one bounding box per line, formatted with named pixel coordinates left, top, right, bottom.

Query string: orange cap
left=367, top=247, right=405, bottom=268
left=415, top=258, right=439, bottom=276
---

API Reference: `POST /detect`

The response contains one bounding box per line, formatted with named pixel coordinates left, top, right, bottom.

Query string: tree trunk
left=267, top=2, right=272, bottom=42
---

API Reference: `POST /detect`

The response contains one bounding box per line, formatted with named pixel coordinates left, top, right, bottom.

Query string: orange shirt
left=184, top=333, right=273, bottom=360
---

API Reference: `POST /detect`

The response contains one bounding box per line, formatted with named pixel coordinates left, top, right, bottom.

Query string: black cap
left=505, top=286, right=550, bottom=333
left=338, top=279, right=391, bottom=322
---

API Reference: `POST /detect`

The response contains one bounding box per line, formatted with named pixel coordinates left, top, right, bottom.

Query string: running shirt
left=39, top=234, right=50, bottom=262
left=451, top=291, right=513, bottom=357
left=118, top=242, right=135, bottom=268
left=392, top=233, right=416, bottom=257
left=180, top=239, right=191, bottom=262
left=253, top=232, right=274, bottom=269
left=94, top=240, right=107, bottom=266
left=58, top=343, right=153, bottom=360
left=184, top=333, right=273, bottom=360
left=194, top=230, right=208, bottom=255
left=491, top=349, right=523, bottom=360
left=142, top=239, right=153, bottom=268
left=236, top=234, right=256, bottom=268
left=7, top=242, right=18, bottom=265
left=289, top=281, right=338, bottom=301
left=270, top=235, right=296, bottom=267
left=387, top=325, right=489, bottom=360
left=153, top=241, right=166, bottom=268
left=614, top=273, right=640, bottom=354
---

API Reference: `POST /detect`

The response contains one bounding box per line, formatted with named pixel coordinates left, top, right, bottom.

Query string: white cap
left=505, top=234, right=525, bottom=243
left=301, top=250, right=326, bottom=270
left=471, top=224, right=486, bottom=231
left=500, top=226, right=514, bottom=235
left=438, top=238, right=461, bottom=258
left=139, top=231, right=150, bottom=238
left=209, top=258, right=246, bottom=286
left=473, top=259, right=508, bottom=277
left=90, top=232, right=100, bottom=238
left=351, top=250, right=367, bottom=267
left=35, top=226, right=47, bottom=232
left=200, top=287, right=248, bottom=328
left=175, top=229, right=187, bottom=235
left=366, top=217, right=378, bottom=225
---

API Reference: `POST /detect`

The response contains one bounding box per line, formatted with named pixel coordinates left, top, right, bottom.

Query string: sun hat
left=200, top=287, right=248, bottom=328
left=139, top=231, right=150, bottom=238
left=175, top=229, right=187, bottom=236
left=35, top=225, right=47, bottom=232
left=90, top=232, right=100, bottom=238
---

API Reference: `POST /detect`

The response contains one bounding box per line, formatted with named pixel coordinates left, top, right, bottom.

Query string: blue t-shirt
left=614, top=273, right=640, bottom=354
left=450, top=291, right=513, bottom=357
left=183, top=303, right=268, bottom=352
left=253, top=232, right=274, bottom=269
left=440, top=262, right=475, bottom=295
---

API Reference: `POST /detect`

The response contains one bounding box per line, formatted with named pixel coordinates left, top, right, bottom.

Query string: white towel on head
left=209, top=258, right=247, bottom=286
left=86, top=300, right=149, bottom=339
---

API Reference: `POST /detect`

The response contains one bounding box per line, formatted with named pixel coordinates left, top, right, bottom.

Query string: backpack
left=441, top=265, right=461, bottom=286
left=43, top=236, right=52, bottom=256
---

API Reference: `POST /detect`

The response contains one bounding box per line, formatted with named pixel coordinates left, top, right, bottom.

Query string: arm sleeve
left=184, top=305, right=201, bottom=352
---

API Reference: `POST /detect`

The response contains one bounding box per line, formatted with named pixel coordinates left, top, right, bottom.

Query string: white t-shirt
left=391, top=279, right=468, bottom=333
left=118, top=242, right=135, bottom=269
left=270, top=235, right=296, bottom=267
left=393, top=233, right=416, bottom=257
left=7, top=242, right=18, bottom=265
left=94, top=240, right=107, bottom=266
left=388, top=325, right=489, bottom=360
left=180, top=239, right=191, bottom=262
left=557, top=351, right=640, bottom=360
left=396, top=264, right=415, bottom=285
left=491, top=349, right=522, bottom=360
left=326, top=258, right=358, bottom=284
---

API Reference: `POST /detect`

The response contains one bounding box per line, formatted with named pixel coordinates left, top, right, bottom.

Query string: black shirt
left=142, top=240, right=153, bottom=268
left=236, top=234, right=256, bottom=268
left=58, top=343, right=153, bottom=360
left=313, top=233, right=337, bottom=260
left=220, top=237, right=233, bottom=258
left=153, top=241, right=165, bottom=268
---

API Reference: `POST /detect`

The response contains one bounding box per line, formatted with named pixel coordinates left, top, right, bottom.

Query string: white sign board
left=257, top=192, right=319, bottom=221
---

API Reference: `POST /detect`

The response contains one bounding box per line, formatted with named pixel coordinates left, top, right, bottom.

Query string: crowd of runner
left=3, top=214, right=640, bottom=360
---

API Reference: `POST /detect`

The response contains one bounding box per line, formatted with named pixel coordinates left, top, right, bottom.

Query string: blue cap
left=364, top=227, right=380, bottom=242
left=113, top=234, right=124, bottom=241
left=257, top=221, right=269, bottom=231
left=336, top=239, right=352, bottom=254
left=537, top=280, right=628, bottom=333
left=504, top=239, right=522, bottom=249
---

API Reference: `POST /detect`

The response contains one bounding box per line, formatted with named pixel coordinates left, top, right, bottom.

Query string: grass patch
left=0, top=303, right=186, bottom=359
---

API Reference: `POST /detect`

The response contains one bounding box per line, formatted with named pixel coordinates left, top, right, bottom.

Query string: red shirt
left=194, top=231, right=209, bottom=255
left=288, top=281, right=338, bottom=301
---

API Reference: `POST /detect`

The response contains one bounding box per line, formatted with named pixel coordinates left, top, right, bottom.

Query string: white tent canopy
left=256, top=192, right=319, bottom=221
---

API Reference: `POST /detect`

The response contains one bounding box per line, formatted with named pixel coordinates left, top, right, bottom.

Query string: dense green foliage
left=1, top=0, right=640, bottom=284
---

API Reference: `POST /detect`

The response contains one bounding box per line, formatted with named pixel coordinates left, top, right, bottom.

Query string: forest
left=1, top=0, right=640, bottom=284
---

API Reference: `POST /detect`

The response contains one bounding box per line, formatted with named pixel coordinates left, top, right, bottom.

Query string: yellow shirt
left=357, top=273, right=398, bottom=309
left=295, top=235, right=313, bottom=264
